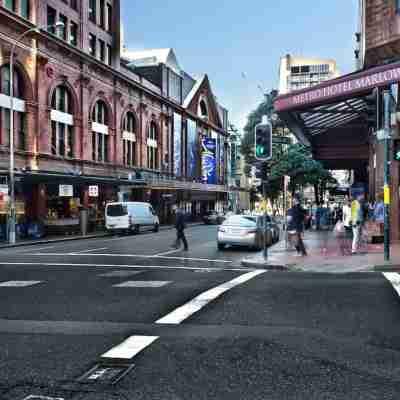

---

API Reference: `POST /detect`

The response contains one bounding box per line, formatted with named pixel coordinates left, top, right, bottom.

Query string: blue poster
left=173, top=113, right=182, bottom=176
left=201, top=137, right=217, bottom=184
left=219, top=135, right=225, bottom=183
left=187, top=119, right=197, bottom=178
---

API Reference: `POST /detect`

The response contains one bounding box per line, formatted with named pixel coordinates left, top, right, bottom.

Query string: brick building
left=0, top=0, right=230, bottom=238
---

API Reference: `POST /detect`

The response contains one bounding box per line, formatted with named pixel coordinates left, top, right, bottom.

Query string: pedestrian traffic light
left=394, top=140, right=400, bottom=161
left=254, top=120, right=272, bottom=161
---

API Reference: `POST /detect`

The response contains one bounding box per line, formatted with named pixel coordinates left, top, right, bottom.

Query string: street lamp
left=8, top=21, right=64, bottom=244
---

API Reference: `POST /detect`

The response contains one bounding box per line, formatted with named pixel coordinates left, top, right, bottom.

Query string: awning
left=273, top=61, right=400, bottom=169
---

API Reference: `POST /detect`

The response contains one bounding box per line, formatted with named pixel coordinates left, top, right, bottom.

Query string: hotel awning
left=274, top=61, right=400, bottom=169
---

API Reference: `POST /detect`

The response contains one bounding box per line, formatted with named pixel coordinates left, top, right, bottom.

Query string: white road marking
left=98, top=270, right=144, bottom=277
left=383, top=272, right=400, bottom=296
left=113, top=281, right=171, bottom=288
left=0, top=280, right=42, bottom=287
left=156, top=269, right=266, bottom=324
left=28, top=253, right=234, bottom=264
left=13, top=246, right=56, bottom=254
left=101, top=335, right=159, bottom=359
left=153, top=249, right=181, bottom=256
left=0, top=261, right=251, bottom=272
left=101, top=269, right=265, bottom=360
left=71, top=247, right=108, bottom=254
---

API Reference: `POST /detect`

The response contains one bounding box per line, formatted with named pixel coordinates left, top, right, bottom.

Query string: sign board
left=59, top=184, right=73, bottom=197
left=253, top=178, right=262, bottom=187
left=272, top=136, right=291, bottom=145
left=89, top=185, right=99, bottom=197
left=377, top=129, right=391, bottom=141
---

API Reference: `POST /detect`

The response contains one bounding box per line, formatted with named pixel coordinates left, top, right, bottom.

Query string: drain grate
left=78, top=363, right=134, bottom=385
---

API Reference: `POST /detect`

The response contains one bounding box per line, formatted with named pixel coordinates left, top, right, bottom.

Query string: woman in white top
left=342, top=198, right=353, bottom=254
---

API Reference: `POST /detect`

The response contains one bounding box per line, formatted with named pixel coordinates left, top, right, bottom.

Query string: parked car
left=203, top=211, right=225, bottom=225
left=105, top=202, right=159, bottom=234
left=266, top=215, right=281, bottom=243
left=217, top=215, right=274, bottom=250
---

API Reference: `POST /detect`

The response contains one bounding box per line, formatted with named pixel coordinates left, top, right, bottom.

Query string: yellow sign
left=384, top=185, right=390, bottom=205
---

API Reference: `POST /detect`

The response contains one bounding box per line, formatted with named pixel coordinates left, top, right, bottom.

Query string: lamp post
left=8, top=22, right=64, bottom=244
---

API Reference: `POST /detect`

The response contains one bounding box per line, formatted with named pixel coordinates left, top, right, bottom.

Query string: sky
left=121, top=0, right=358, bottom=131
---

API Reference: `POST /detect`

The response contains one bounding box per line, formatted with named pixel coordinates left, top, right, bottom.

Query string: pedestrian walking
left=287, top=196, right=307, bottom=256
left=333, top=217, right=350, bottom=255
left=351, top=194, right=365, bottom=254
left=172, top=205, right=189, bottom=251
left=342, top=198, right=353, bottom=249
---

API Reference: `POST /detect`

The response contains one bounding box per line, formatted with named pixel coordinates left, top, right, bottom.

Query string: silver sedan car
left=217, top=215, right=267, bottom=250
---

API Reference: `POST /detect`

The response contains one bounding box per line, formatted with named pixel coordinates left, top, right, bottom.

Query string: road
left=1, top=225, right=400, bottom=399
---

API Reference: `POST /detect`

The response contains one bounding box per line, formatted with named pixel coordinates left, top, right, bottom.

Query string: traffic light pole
left=383, top=91, right=391, bottom=262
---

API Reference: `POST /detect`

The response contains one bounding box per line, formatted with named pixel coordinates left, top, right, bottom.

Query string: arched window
left=122, top=112, right=136, bottom=167
left=147, top=121, right=158, bottom=170
left=51, top=85, right=74, bottom=158
left=91, top=100, right=109, bottom=162
left=0, top=64, right=26, bottom=150
left=199, top=99, right=208, bottom=119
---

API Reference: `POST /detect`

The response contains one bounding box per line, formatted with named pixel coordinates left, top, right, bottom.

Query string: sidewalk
left=242, top=230, right=400, bottom=273
left=0, top=222, right=203, bottom=250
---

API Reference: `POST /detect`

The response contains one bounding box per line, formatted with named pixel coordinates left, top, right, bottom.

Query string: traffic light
left=255, top=121, right=272, bottom=161
left=394, top=140, right=400, bottom=161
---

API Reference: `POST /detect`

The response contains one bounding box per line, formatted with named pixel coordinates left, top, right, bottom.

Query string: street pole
left=383, top=90, right=391, bottom=262
left=7, top=23, right=63, bottom=244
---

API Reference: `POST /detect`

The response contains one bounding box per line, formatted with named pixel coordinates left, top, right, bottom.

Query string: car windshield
left=106, top=204, right=128, bottom=217
left=223, top=216, right=257, bottom=227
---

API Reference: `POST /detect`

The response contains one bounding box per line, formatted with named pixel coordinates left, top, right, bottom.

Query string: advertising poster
left=187, top=119, right=197, bottom=178
left=201, top=137, right=217, bottom=184
left=173, top=113, right=182, bottom=177
left=219, top=135, right=225, bottom=183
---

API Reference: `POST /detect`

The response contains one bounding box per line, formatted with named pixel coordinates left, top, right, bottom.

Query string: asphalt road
left=1, top=225, right=400, bottom=399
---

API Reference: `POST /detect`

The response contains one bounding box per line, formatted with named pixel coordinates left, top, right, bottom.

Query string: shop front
left=275, top=60, right=400, bottom=241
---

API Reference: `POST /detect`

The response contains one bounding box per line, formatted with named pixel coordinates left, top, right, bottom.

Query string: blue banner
left=187, top=119, right=197, bottom=178
left=201, top=137, right=217, bottom=184
left=173, top=113, right=182, bottom=176
left=219, top=135, right=225, bottom=183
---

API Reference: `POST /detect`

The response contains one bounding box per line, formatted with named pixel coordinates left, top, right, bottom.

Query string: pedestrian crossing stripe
left=113, top=281, right=172, bottom=288
left=0, top=281, right=42, bottom=287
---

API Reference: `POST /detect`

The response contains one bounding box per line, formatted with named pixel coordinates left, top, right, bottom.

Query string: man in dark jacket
left=287, top=197, right=307, bottom=256
left=174, top=206, right=188, bottom=251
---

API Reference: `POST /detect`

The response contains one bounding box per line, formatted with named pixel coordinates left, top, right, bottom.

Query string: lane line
left=383, top=272, right=400, bottom=296
left=0, top=280, right=42, bottom=287
left=153, top=249, right=181, bottom=256
left=0, top=261, right=251, bottom=272
left=113, top=281, right=172, bottom=288
left=71, top=247, right=108, bottom=254
left=101, top=335, right=159, bottom=359
left=156, top=270, right=266, bottom=324
left=101, top=269, right=265, bottom=360
left=13, top=246, right=57, bottom=254
left=26, top=253, right=234, bottom=264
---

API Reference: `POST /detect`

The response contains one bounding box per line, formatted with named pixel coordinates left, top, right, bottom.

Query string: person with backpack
left=287, top=196, right=307, bottom=256
left=173, top=205, right=189, bottom=251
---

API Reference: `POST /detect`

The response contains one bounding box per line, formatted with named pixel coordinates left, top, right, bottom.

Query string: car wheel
left=153, top=223, right=159, bottom=233
left=218, top=243, right=225, bottom=250
left=134, top=225, right=140, bottom=234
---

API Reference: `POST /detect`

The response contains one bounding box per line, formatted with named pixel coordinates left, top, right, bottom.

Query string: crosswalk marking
left=113, top=281, right=171, bottom=288
left=101, top=335, right=159, bottom=359
left=383, top=272, right=400, bottom=296
left=98, top=270, right=144, bottom=278
left=0, top=280, right=42, bottom=287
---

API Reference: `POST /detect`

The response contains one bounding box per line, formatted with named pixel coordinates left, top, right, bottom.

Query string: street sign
left=89, top=185, right=99, bottom=197
left=253, top=178, right=262, bottom=186
left=59, top=184, right=73, bottom=197
left=272, top=136, right=291, bottom=145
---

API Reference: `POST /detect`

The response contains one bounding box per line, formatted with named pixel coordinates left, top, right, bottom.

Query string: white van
left=105, top=202, right=160, bottom=234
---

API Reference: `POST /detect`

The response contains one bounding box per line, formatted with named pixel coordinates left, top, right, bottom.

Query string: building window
left=47, top=6, right=56, bottom=34
left=0, top=65, right=26, bottom=150
left=20, top=0, right=30, bottom=19
left=91, top=100, right=109, bottom=162
left=70, top=21, right=78, bottom=46
left=89, top=33, right=96, bottom=56
left=106, top=45, right=112, bottom=65
left=70, top=0, right=78, bottom=10
left=51, top=86, right=74, bottom=158
left=89, top=0, right=96, bottom=23
left=168, top=70, right=182, bottom=103
left=99, top=0, right=105, bottom=28
left=147, top=121, right=158, bottom=170
left=59, top=14, right=68, bottom=40
left=99, top=39, right=105, bottom=62
left=4, top=0, right=16, bottom=12
left=199, top=99, right=208, bottom=119
left=122, top=112, right=136, bottom=167
left=397, top=0, right=400, bottom=13
left=107, top=3, right=112, bottom=32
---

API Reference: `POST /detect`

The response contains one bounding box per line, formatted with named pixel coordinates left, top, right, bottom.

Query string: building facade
left=279, top=55, right=340, bottom=95
left=0, top=0, right=230, bottom=239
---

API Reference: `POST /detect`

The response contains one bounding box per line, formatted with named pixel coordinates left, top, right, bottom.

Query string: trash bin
left=80, top=209, right=89, bottom=236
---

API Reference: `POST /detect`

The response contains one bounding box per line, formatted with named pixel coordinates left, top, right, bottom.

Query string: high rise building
left=278, top=55, right=340, bottom=94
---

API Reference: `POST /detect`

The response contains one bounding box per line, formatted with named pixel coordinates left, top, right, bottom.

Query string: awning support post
left=383, top=90, right=391, bottom=262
